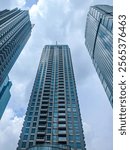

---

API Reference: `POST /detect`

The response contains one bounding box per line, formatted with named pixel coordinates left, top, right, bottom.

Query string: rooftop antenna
left=56, top=41, right=58, bottom=45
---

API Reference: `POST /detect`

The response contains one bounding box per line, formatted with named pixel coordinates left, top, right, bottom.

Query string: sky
left=0, top=0, right=113, bottom=150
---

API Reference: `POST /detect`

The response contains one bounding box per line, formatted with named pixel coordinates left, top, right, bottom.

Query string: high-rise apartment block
left=85, top=5, right=113, bottom=107
left=17, top=45, right=86, bottom=150
left=0, top=8, right=32, bottom=118
left=0, top=76, right=12, bottom=118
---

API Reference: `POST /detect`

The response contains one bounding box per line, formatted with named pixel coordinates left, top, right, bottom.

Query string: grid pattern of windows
left=85, top=5, right=113, bottom=107
left=0, top=8, right=32, bottom=86
left=17, top=45, right=86, bottom=150
left=0, top=8, right=32, bottom=119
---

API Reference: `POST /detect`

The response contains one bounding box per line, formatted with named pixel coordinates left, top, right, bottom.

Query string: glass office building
left=0, top=76, right=12, bottom=119
left=85, top=5, right=113, bottom=107
left=0, top=8, right=32, bottom=118
left=17, top=45, right=86, bottom=150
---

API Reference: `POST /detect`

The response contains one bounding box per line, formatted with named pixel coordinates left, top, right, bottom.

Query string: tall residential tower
left=85, top=5, right=113, bottom=107
left=0, top=8, right=32, bottom=118
left=17, top=45, right=86, bottom=150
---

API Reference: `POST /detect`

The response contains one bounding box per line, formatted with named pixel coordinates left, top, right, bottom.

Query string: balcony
left=58, top=137, right=67, bottom=142
left=58, top=118, right=66, bottom=122
left=58, top=110, right=65, bottom=113
left=27, top=143, right=71, bottom=150
left=58, top=104, right=65, bottom=107
left=37, top=133, right=45, bottom=140
left=58, top=124, right=66, bottom=128
left=38, top=121, right=46, bottom=127
left=58, top=130, right=66, bottom=134
left=58, top=101, right=65, bottom=104
left=38, top=127, right=46, bottom=132
left=58, top=108, right=65, bottom=111
left=58, top=113, right=65, bottom=117
left=37, top=130, right=45, bottom=134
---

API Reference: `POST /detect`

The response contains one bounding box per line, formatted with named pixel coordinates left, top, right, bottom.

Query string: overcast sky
left=0, top=0, right=113, bottom=150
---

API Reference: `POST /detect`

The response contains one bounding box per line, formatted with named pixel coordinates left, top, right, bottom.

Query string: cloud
left=0, top=108, right=24, bottom=150
left=83, top=118, right=113, bottom=150
left=15, top=0, right=26, bottom=7
left=0, top=0, right=26, bottom=10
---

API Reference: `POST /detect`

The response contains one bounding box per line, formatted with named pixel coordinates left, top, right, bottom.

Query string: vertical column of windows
left=65, top=47, right=85, bottom=149
left=57, top=47, right=67, bottom=145
left=19, top=49, right=47, bottom=149
left=52, top=46, right=58, bottom=144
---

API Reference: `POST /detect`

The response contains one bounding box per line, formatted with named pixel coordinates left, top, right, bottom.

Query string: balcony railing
left=27, top=143, right=71, bottom=150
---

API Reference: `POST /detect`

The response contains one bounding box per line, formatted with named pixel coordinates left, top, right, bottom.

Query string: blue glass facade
left=0, top=8, right=32, bottom=118
left=17, top=45, right=86, bottom=150
left=0, top=8, right=32, bottom=86
left=0, top=76, right=12, bottom=119
left=85, top=5, right=113, bottom=107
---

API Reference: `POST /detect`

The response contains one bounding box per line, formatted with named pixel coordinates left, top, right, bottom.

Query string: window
left=33, top=122, right=36, bottom=127
left=54, top=107, right=58, bottom=111
left=29, top=112, right=33, bottom=116
left=28, top=117, right=32, bottom=121
left=53, top=123, right=58, bottom=128
left=74, top=123, right=79, bottom=127
left=76, top=143, right=81, bottom=148
left=75, top=135, right=80, bottom=141
left=70, top=142, right=74, bottom=148
left=31, top=103, right=35, bottom=106
left=25, top=128, right=29, bottom=133
left=48, top=117, right=52, bottom=121
left=54, top=113, right=58, bottom=117
left=29, top=142, right=33, bottom=147
left=69, top=130, right=73, bottom=134
left=53, top=136, right=57, bottom=141
left=30, top=107, right=34, bottom=111
left=75, top=129, right=80, bottom=134
left=46, top=135, right=51, bottom=141
left=50, top=103, right=53, bottom=106
left=30, top=135, right=34, bottom=140
left=35, top=112, right=38, bottom=115
left=22, top=142, right=26, bottom=148
left=73, top=113, right=77, bottom=117
left=31, top=128, right=35, bottom=133
left=54, top=117, right=58, bottom=122
left=74, top=120, right=78, bottom=125
left=36, top=107, right=39, bottom=111
left=47, top=129, right=51, bottom=133
left=69, top=135, right=73, bottom=141
left=67, top=108, right=71, bottom=112
left=67, top=113, right=71, bottom=117
left=23, top=135, right=28, bottom=140
left=53, top=129, right=57, bottom=134
left=34, top=117, right=37, bottom=121
left=74, top=117, right=78, bottom=121
left=68, top=117, right=71, bottom=121
left=49, top=112, right=52, bottom=116
left=48, top=123, right=51, bottom=127
left=49, top=107, right=52, bottom=111
left=26, top=122, right=30, bottom=127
